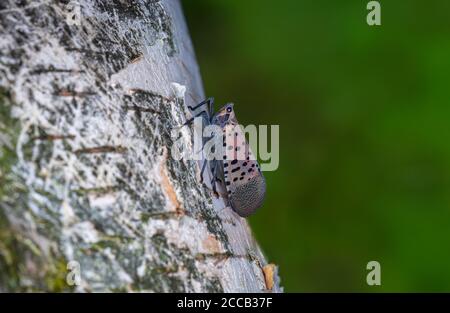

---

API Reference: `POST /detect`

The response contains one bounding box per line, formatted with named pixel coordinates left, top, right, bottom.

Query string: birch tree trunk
left=0, top=0, right=282, bottom=292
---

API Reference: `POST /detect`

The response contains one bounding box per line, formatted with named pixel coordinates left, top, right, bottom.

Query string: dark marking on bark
left=29, top=66, right=85, bottom=75
left=75, top=145, right=127, bottom=155
left=55, top=90, right=97, bottom=97
left=141, top=205, right=186, bottom=221
left=123, top=105, right=161, bottom=115
left=31, top=134, right=75, bottom=141
left=72, top=185, right=120, bottom=195
left=127, top=88, right=173, bottom=103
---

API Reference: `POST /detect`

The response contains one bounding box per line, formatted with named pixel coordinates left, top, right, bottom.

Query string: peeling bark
left=0, top=0, right=282, bottom=292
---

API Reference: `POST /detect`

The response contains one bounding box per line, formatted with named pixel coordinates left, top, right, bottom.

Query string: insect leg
left=183, top=97, right=214, bottom=126
left=210, top=160, right=218, bottom=195
left=199, top=160, right=220, bottom=197
left=210, top=160, right=229, bottom=198
left=188, top=97, right=214, bottom=113
left=182, top=110, right=210, bottom=127
left=199, top=159, right=208, bottom=184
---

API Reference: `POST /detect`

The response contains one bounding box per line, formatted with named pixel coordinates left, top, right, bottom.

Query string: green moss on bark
left=0, top=88, right=69, bottom=292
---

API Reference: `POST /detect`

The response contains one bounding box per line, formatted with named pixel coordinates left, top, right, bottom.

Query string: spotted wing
left=221, top=125, right=265, bottom=216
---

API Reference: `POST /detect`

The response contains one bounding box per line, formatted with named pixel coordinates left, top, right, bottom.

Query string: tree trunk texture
left=0, top=0, right=282, bottom=292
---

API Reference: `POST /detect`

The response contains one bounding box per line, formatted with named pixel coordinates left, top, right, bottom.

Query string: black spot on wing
left=231, top=167, right=240, bottom=173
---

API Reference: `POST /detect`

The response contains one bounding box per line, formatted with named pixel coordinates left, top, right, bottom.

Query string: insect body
left=186, top=98, right=266, bottom=217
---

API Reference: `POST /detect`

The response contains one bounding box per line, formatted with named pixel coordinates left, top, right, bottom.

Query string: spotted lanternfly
left=185, top=97, right=266, bottom=217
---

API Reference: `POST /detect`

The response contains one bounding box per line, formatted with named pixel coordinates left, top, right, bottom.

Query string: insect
left=184, top=97, right=266, bottom=217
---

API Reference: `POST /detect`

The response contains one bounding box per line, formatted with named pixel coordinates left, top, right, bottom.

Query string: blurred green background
left=182, top=0, right=450, bottom=292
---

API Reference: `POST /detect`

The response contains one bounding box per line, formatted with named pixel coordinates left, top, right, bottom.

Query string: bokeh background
left=182, top=0, right=450, bottom=292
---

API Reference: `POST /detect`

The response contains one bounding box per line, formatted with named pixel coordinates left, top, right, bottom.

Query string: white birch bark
left=0, top=0, right=282, bottom=292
